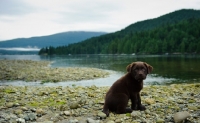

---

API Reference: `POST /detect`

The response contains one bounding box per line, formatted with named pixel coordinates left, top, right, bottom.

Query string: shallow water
left=0, top=71, right=175, bottom=87
left=0, top=54, right=200, bottom=86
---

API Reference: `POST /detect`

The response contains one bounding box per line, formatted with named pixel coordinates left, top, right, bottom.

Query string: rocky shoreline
left=0, top=84, right=200, bottom=123
left=0, top=59, right=110, bottom=83
left=0, top=60, right=200, bottom=122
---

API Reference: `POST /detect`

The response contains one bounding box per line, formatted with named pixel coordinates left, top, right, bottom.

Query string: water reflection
left=41, top=54, right=200, bottom=81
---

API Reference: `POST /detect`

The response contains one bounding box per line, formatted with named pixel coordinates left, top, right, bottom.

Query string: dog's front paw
left=131, top=105, right=137, bottom=110
left=137, top=105, right=146, bottom=111
left=125, top=107, right=133, bottom=113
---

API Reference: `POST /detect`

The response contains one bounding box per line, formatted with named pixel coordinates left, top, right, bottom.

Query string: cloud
left=0, top=0, right=33, bottom=15
left=0, top=46, right=40, bottom=51
left=0, top=0, right=200, bottom=41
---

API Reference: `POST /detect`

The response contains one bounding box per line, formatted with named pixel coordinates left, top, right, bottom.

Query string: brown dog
left=103, top=61, right=153, bottom=116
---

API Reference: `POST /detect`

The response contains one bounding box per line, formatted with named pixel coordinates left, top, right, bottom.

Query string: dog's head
left=126, top=62, right=153, bottom=81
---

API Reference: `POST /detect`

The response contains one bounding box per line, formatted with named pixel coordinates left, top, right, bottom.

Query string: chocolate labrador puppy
left=103, top=61, right=153, bottom=116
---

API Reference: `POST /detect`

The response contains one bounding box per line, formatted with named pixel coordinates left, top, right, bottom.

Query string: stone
left=188, top=106, right=198, bottom=110
left=144, top=98, right=155, bottom=104
left=115, top=119, right=122, bottom=123
left=16, top=118, right=25, bottom=123
left=23, top=114, right=30, bottom=121
left=97, top=112, right=107, bottom=119
left=37, top=121, right=54, bottom=123
left=27, top=113, right=37, bottom=121
left=70, top=102, right=79, bottom=109
left=174, top=111, right=190, bottom=123
left=75, top=119, right=80, bottom=123
left=68, top=119, right=79, bottom=123
left=87, top=118, right=100, bottom=123
left=21, top=107, right=28, bottom=111
left=106, top=120, right=115, bottom=123
left=14, top=103, right=20, bottom=107
left=36, top=108, right=46, bottom=116
left=6, top=102, right=14, bottom=108
left=14, top=109, right=23, bottom=115
left=156, top=118, right=165, bottom=123
left=64, top=111, right=71, bottom=116
left=145, top=109, right=151, bottom=114
left=131, top=111, right=141, bottom=118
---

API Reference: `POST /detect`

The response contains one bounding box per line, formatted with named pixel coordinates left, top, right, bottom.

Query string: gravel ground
left=0, top=84, right=200, bottom=123
left=0, top=59, right=110, bottom=83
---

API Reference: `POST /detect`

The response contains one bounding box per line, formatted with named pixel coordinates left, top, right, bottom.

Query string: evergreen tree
left=38, top=10, right=200, bottom=55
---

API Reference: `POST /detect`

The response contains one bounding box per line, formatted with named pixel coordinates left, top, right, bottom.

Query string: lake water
left=0, top=54, right=200, bottom=86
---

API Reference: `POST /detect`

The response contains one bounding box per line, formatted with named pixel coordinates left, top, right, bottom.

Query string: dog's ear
left=143, top=62, right=153, bottom=74
left=126, top=63, right=135, bottom=72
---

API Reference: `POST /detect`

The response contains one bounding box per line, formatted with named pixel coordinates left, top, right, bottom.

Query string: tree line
left=39, top=18, right=200, bottom=55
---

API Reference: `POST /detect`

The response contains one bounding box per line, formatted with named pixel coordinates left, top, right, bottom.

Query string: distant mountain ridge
left=0, top=31, right=106, bottom=48
left=38, top=9, right=200, bottom=55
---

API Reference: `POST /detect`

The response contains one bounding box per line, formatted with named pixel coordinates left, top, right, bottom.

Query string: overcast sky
left=0, top=0, right=199, bottom=41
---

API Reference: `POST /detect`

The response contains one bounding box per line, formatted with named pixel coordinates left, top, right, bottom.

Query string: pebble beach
left=0, top=60, right=200, bottom=123
left=0, top=60, right=110, bottom=83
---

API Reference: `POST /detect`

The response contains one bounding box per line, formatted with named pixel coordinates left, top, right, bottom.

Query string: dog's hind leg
left=116, top=94, right=129, bottom=114
left=102, top=104, right=110, bottom=116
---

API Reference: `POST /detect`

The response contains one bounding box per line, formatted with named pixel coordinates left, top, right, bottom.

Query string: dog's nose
left=139, top=74, right=143, bottom=77
left=138, top=72, right=143, bottom=76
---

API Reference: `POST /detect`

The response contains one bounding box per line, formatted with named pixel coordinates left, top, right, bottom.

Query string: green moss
left=56, top=101, right=66, bottom=105
left=126, top=113, right=131, bottom=117
left=4, top=89, right=16, bottom=93
left=40, top=98, right=66, bottom=107
left=188, top=99, right=196, bottom=103
left=28, top=101, right=40, bottom=107
left=0, top=99, right=5, bottom=105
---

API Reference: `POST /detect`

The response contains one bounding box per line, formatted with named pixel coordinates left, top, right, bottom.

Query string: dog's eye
left=141, top=68, right=146, bottom=71
left=134, top=68, right=139, bottom=71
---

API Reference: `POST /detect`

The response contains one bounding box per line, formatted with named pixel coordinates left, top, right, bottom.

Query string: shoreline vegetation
left=0, top=59, right=110, bottom=83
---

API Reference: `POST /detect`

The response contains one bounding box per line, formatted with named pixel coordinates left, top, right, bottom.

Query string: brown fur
left=103, top=61, right=153, bottom=116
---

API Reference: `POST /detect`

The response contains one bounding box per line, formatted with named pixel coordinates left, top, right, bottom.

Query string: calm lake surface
left=1, top=54, right=200, bottom=86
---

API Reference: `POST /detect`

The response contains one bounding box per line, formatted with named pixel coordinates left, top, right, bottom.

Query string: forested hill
left=0, top=31, right=106, bottom=48
left=39, top=9, right=200, bottom=55
left=122, top=9, right=200, bottom=33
